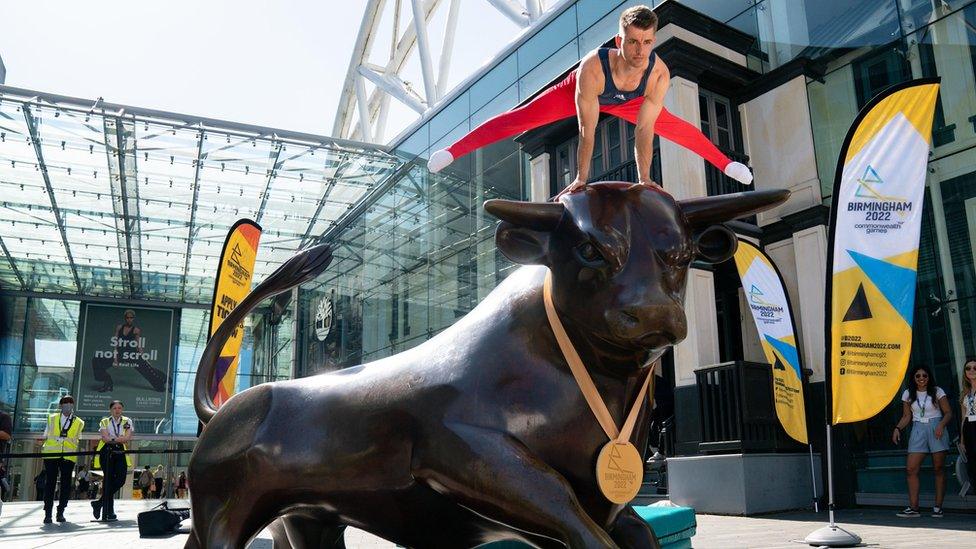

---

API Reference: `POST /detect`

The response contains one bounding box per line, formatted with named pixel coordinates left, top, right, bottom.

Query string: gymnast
left=427, top=5, right=753, bottom=196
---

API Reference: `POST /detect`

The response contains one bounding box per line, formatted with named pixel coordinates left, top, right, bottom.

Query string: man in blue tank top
left=428, top=5, right=754, bottom=193
left=567, top=5, right=669, bottom=194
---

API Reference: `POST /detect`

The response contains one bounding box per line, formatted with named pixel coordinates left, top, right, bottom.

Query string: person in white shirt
left=958, top=359, right=976, bottom=496
left=892, top=365, right=952, bottom=518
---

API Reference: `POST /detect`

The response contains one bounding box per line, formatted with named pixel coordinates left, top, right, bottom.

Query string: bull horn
left=679, top=189, right=790, bottom=226
left=484, top=199, right=565, bottom=231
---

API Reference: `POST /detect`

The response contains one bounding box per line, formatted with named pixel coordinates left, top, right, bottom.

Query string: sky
left=0, top=0, right=523, bottom=141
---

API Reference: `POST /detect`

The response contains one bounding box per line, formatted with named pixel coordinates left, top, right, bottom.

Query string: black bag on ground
left=138, top=501, right=190, bottom=537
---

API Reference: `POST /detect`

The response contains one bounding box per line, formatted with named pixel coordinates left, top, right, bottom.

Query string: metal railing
left=591, top=147, right=752, bottom=207
left=695, top=361, right=779, bottom=454
left=705, top=148, right=752, bottom=197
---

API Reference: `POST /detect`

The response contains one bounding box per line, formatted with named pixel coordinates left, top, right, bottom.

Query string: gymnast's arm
left=571, top=56, right=602, bottom=191
left=635, top=58, right=669, bottom=187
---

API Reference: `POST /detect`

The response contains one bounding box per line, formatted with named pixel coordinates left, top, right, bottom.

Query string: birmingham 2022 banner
left=829, top=79, right=940, bottom=424
left=733, top=239, right=808, bottom=444
left=75, top=303, right=175, bottom=415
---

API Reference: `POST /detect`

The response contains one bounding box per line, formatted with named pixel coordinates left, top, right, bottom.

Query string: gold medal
left=595, top=441, right=644, bottom=504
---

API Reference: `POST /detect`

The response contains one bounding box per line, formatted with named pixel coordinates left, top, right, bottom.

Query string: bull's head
left=485, top=183, right=789, bottom=369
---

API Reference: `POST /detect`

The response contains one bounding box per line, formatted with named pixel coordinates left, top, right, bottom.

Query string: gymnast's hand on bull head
left=184, top=182, right=788, bottom=549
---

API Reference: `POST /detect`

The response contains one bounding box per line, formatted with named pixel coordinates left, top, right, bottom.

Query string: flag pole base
left=804, top=524, right=861, bottom=547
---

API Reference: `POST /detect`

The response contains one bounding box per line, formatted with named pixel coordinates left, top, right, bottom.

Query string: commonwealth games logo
left=749, top=284, right=774, bottom=307
left=849, top=165, right=911, bottom=218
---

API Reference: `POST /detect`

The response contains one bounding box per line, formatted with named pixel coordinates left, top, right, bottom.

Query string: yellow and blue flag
left=208, top=219, right=262, bottom=408
left=827, top=79, right=940, bottom=424
left=734, top=239, right=808, bottom=444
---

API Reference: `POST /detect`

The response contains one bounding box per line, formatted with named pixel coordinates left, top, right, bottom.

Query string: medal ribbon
left=543, top=271, right=653, bottom=444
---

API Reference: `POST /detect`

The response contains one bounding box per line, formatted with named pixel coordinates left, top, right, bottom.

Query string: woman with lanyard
left=959, top=359, right=976, bottom=495
left=892, top=365, right=952, bottom=517
left=92, top=400, right=133, bottom=522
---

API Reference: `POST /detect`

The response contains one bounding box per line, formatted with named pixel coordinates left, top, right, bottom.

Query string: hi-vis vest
left=42, top=413, right=84, bottom=463
left=94, top=415, right=133, bottom=469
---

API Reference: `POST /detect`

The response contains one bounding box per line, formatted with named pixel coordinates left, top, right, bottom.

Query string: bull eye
left=574, top=242, right=606, bottom=267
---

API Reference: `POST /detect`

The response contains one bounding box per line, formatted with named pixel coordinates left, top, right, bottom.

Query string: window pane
left=699, top=94, right=711, bottom=136
left=591, top=124, right=604, bottom=177
left=0, top=295, right=26, bottom=412
left=517, top=7, right=577, bottom=76
left=172, top=308, right=208, bottom=435
left=429, top=92, right=470, bottom=145
left=519, top=39, right=579, bottom=101
left=470, top=54, right=518, bottom=113
left=679, top=0, right=754, bottom=23
left=714, top=101, right=730, bottom=132
left=626, top=123, right=635, bottom=160
left=905, top=5, right=976, bottom=152
left=607, top=119, right=621, bottom=169
left=16, top=366, right=73, bottom=432
left=24, top=299, right=79, bottom=368
left=736, top=0, right=901, bottom=72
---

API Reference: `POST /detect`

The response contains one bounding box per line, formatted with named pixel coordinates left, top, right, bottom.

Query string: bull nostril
left=622, top=310, right=640, bottom=324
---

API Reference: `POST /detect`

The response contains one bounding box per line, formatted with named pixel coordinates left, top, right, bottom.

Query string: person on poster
left=91, top=400, right=133, bottom=522
left=91, top=309, right=167, bottom=393
left=958, top=359, right=976, bottom=496
left=40, top=395, right=84, bottom=524
left=426, top=5, right=754, bottom=193
left=892, top=365, right=952, bottom=518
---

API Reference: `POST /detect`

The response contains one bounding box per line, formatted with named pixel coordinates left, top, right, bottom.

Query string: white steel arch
left=332, top=0, right=554, bottom=144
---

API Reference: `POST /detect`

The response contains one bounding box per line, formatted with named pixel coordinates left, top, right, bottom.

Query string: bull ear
left=495, top=222, right=551, bottom=265
left=679, top=189, right=790, bottom=227
left=695, top=224, right=738, bottom=264
left=484, top=199, right=564, bottom=265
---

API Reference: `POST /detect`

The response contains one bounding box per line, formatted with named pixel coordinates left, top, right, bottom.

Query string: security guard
left=41, top=395, right=84, bottom=524
left=92, top=400, right=133, bottom=522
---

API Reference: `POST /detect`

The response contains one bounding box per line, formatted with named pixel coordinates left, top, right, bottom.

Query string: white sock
left=724, top=161, right=753, bottom=185
left=427, top=149, right=454, bottom=173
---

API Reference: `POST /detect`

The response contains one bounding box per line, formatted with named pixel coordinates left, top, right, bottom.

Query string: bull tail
left=194, top=244, right=333, bottom=425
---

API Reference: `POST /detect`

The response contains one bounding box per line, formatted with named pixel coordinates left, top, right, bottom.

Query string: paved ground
left=0, top=499, right=972, bottom=548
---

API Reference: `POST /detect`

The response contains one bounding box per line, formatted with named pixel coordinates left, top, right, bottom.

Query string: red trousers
left=446, top=71, right=732, bottom=172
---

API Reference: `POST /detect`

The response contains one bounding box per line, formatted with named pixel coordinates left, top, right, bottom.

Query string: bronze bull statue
left=185, top=182, right=789, bottom=548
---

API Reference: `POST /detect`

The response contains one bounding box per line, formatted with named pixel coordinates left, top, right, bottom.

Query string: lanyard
left=543, top=271, right=653, bottom=443
left=111, top=417, right=123, bottom=438
left=59, top=415, right=73, bottom=438
left=918, top=393, right=928, bottom=418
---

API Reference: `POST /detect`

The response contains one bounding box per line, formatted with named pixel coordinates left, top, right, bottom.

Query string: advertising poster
left=75, top=303, right=174, bottom=415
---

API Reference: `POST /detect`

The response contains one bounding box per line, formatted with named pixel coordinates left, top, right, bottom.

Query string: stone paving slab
left=0, top=499, right=972, bottom=548
left=693, top=508, right=974, bottom=548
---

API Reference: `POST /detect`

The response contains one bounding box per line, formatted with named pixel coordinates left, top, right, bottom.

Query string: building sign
left=75, top=303, right=174, bottom=415
left=314, top=294, right=334, bottom=341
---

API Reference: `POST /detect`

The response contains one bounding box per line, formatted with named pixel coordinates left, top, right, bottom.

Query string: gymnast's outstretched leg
left=427, top=73, right=578, bottom=172
left=604, top=100, right=753, bottom=184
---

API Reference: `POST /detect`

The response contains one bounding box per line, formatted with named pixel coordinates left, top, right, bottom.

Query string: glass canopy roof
left=0, top=86, right=403, bottom=304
